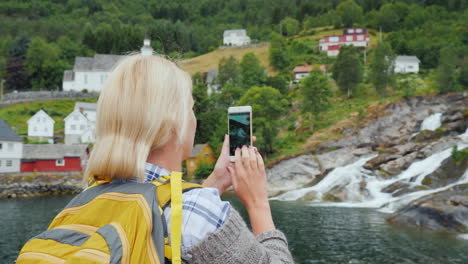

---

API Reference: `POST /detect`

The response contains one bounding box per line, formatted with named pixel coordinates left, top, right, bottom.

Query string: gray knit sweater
left=186, top=208, right=294, bottom=263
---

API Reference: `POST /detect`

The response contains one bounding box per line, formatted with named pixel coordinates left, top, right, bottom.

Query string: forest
left=1, top=0, right=467, bottom=177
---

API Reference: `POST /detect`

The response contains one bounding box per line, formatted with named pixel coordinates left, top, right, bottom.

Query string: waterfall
left=273, top=142, right=467, bottom=214
left=420, top=113, right=442, bottom=131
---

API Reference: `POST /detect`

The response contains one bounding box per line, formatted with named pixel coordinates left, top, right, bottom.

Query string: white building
left=64, top=109, right=95, bottom=145
left=205, top=69, right=220, bottom=95
left=74, top=102, right=97, bottom=123
left=0, top=119, right=23, bottom=173
left=223, top=29, right=251, bottom=46
left=27, top=109, right=55, bottom=141
left=293, top=64, right=312, bottom=81
left=62, top=54, right=127, bottom=93
left=62, top=37, right=154, bottom=92
left=394, top=56, right=420, bottom=73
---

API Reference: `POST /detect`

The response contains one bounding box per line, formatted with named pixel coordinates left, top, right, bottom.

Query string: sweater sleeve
left=185, top=207, right=294, bottom=264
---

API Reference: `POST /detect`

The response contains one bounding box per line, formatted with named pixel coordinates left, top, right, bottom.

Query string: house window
left=6, top=160, right=12, bottom=167
left=80, top=125, right=85, bottom=130
left=84, top=74, right=88, bottom=84
left=356, top=29, right=362, bottom=33
left=408, top=65, right=413, bottom=69
left=45, top=127, right=48, bottom=132
left=357, top=35, right=364, bottom=41
left=101, top=75, right=104, bottom=84
left=190, top=161, right=194, bottom=167
left=71, top=125, right=76, bottom=130
left=34, top=126, right=38, bottom=132
left=8, top=143, right=13, bottom=151
left=346, top=36, right=353, bottom=41
left=0, top=143, right=2, bottom=150
left=0, top=160, right=2, bottom=167
left=74, top=115, right=78, bottom=121
left=348, top=29, right=354, bottom=33
left=204, top=153, right=211, bottom=156
left=56, top=159, right=65, bottom=166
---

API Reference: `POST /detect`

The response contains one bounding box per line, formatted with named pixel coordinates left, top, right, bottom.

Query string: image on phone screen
left=229, top=112, right=251, bottom=156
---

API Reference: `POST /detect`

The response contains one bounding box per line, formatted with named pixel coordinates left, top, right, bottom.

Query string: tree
left=240, top=52, right=267, bottom=89
left=377, top=4, right=400, bottom=32
left=237, top=86, right=288, bottom=154
left=436, top=46, right=460, bottom=94
left=25, top=37, right=68, bottom=90
left=336, top=0, right=363, bottom=27
left=459, top=57, right=468, bottom=89
left=269, top=33, right=289, bottom=72
left=300, top=71, right=333, bottom=118
left=369, top=41, right=396, bottom=96
left=280, top=17, right=300, bottom=37
left=217, top=56, right=241, bottom=87
left=266, top=74, right=289, bottom=95
left=5, top=37, right=30, bottom=91
left=332, top=45, right=362, bottom=98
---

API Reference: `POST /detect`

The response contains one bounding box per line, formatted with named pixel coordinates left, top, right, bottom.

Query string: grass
left=178, top=44, right=273, bottom=76
left=0, top=98, right=98, bottom=136
left=266, top=89, right=404, bottom=166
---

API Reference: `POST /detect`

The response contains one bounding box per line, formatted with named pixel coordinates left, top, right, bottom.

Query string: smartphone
left=228, top=106, right=252, bottom=162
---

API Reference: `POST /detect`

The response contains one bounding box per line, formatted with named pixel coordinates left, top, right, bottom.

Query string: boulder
left=386, top=188, right=468, bottom=233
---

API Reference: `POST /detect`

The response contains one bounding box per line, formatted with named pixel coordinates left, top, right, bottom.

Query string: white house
left=74, top=102, right=97, bottom=123
left=319, top=28, right=370, bottom=56
left=62, top=54, right=127, bottom=93
left=27, top=109, right=55, bottom=141
left=223, top=29, right=251, bottom=46
left=64, top=110, right=95, bottom=145
left=293, top=64, right=312, bottom=81
left=0, top=119, right=23, bottom=173
left=394, top=56, right=420, bottom=73
left=62, top=37, right=154, bottom=92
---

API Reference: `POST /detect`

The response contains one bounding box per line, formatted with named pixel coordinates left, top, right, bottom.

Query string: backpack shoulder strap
left=150, top=172, right=203, bottom=264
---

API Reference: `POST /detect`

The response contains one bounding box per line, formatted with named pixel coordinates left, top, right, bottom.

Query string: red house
left=21, top=144, right=89, bottom=172
left=319, top=27, right=370, bottom=56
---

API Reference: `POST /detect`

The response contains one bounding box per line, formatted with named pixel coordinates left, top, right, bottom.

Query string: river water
left=1, top=194, right=467, bottom=263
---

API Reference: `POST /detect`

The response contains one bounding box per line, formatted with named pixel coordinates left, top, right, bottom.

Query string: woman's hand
left=228, top=145, right=275, bottom=235
left=203, top=135, right=256, bottom=195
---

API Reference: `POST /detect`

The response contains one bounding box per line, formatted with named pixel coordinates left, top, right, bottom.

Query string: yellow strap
left=154, top=181, right=203, bottom=209
left=170, top=171, right=182, bottom=264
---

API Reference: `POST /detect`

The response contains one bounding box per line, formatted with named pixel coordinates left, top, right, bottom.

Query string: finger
left=248, top=145, right=257, bottom=170
left=252, top=136, right=257, bottom=143
left=256, top=151, right=265, bottom=171
left=241, top=145, right=251, bottom=170
left=234, top=147, right=242, bottom=171
left=227, top=165, right=237, bottom=187
left=220, top=134, right=229, bottom=156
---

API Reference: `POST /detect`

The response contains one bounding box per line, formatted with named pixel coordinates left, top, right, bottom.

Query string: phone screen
left=229, top=112, right=251, bottom=156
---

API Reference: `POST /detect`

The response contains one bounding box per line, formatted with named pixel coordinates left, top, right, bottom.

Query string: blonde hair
left=85, top=54, right=193, bottom=182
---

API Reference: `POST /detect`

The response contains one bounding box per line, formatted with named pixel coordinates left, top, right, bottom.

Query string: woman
left=86, top=54, right=294, bottom=263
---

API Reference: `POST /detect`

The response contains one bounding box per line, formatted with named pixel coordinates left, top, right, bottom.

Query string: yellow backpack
left=16, top=172, right=202, bottom=264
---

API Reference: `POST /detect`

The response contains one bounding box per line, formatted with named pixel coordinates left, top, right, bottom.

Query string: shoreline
left=0, top=172, right=84, bottom=199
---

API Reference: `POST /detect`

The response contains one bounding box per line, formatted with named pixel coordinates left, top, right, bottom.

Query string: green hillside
left=0, top=98, right=97, bottom=136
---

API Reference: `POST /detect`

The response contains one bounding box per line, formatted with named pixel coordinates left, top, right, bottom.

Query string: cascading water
left=410, top=113, right=443, bottom=138
left=420, top=113, right=442, bottom=131
left=274, top=128, right=468, bottom=214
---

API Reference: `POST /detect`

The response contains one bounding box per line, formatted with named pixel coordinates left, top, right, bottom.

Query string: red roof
left=293, top=64, right=312, bottom=73
left=328, top=45, right=340, bottom=51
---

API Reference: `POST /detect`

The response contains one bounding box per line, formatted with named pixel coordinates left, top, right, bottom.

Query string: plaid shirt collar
left=144, top=162, right=171, bottom=183
left=110, top=162, right=171, bottom=184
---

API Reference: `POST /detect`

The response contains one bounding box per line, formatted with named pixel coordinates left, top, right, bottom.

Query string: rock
left=266, top=155, right=321, bottom=197
left=421, top=156, right=468, bottom=188
left=387, top=188, right=468, bottom=233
